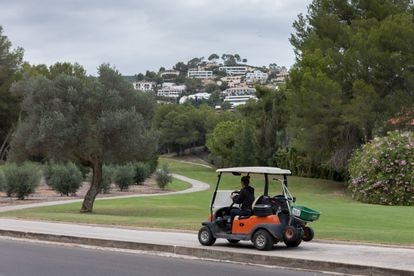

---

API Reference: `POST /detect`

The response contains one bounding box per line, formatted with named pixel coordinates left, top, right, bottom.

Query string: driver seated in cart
left=227, top=175, right=255, bottom=228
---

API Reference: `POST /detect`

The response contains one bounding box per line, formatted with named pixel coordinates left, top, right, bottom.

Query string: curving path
left=0, top=173, right=210, bottom=213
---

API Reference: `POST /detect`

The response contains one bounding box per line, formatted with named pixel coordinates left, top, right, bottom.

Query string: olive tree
left=9, top=64, right=157, bottom=212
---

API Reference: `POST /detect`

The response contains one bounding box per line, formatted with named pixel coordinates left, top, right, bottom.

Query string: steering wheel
left=228, top=190, right=240, bottom=210
left=230, top=190, right=240, bottom=199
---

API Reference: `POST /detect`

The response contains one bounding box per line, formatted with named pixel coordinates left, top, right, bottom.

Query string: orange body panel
left=232, top=215, right=280, bottom=234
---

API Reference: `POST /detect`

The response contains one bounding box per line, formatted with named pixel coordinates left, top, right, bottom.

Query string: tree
left=208, top=53, right=219, bottom=61
left=155, top=104, right=216, bottom=154
left=173, top=62, right=188, bottom=76
left=184, top=78, right=203, bottom=94
left=0, top=26, right=24, bottom=161
left=221, top=54, right=237, bottom=66
left=48, top=62, right=86, bottom=79
left=9, top=64, right=157, bottom=212
left=232, top=121, right=257, bottom=166
left=207, top=120, right=242, bottom=167
left=136, top=73, right=145, bottom=81
left=238, top=86, right=289, bottom=165
left=287, top=0, right=414, bottom=175
left=187, top=57, right=203, bottom=67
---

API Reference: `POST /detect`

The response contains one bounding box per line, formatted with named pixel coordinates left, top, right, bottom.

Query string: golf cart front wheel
left=252, top=229, right=273, bottom=251
left=198, top=226, right=216, bottom=246
left=302, top=226, right=314, bottom=242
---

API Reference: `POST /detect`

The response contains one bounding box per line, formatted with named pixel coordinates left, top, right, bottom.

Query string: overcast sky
left=0, top=0, right=311, bottom=75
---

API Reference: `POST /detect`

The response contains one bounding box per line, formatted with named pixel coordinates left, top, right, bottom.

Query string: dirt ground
left=0, top=175, right=170, bottom=207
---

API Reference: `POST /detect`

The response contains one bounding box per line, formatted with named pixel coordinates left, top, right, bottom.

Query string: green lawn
left=1, top=159, right=413, bottom=245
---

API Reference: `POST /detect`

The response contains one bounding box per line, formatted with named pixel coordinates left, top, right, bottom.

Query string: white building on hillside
left=246, top=70, right=268, bottom=83
left=157, top=84, right=186, bottom=98
left=187, top=69, right=213, bottom=79
left=132, top=81, right=156, bottom=92
left=160, top=70, right=180, bottom=77
left=275, top=68, right=289, bottom=83
left=179, top=92, right=210, bottom=104
left=219, top=66, right=248, bottom=75
left=223, top=87, right=256, bottom=97
left=224, top=95, right=257, bottom=108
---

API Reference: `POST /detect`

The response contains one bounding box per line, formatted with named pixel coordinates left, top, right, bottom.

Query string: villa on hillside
left=187, top=69, right=213, bottom=79
left=246, top=70, right=268, bottom=84
left=160, top=70, right=180, bottom=77
left=275, top=68, right=289, bottom=83
left=132, top=81, right=156, bottom=92
left=179, top=92, right=211, bottom=104
left=223, top=95, right=257, bottom=108
left=222, top=87, right=256, bottom=97
left=218, top=66, right=248, bottom=75
left=157, top=82, right=186, bottom=98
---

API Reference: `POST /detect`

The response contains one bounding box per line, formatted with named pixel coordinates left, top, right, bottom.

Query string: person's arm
left=233, top=189, right=245, bottom=204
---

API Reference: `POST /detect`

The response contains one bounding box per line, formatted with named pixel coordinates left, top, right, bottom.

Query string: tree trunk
left=80, top=161, right=103, bottom=213
left=0, top=129, right=12, bottom=161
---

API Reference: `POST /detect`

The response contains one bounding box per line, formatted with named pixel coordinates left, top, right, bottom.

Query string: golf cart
left=198, top=167, right=320, bottom=250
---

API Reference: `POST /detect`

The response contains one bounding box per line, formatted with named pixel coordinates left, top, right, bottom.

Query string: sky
left=0, top=0, right=312, bottom=75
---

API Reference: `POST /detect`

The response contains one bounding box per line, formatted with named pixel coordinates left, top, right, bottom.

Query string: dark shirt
left=233, top=185, right=255, bottom=211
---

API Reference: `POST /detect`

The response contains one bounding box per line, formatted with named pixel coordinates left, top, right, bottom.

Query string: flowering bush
left=348, top=131, right=414, bottom=205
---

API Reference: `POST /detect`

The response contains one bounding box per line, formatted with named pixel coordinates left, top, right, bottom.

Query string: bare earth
left=0, top=175, right=170, bottom=207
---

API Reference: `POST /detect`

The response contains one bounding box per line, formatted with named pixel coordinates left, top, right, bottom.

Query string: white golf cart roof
left=216, top=166, right=291, bottom=175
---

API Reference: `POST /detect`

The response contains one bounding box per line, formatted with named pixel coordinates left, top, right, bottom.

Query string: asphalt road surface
left=0, top=238, right=334, bottom=276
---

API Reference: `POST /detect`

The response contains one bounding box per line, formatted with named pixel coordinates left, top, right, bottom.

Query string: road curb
left=0, top=229, right=411, bottom=276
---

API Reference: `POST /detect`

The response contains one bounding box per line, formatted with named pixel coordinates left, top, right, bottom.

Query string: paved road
left=0, top=238, right=329, bottom=276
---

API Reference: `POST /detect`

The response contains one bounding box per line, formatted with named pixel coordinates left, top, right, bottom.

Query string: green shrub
left=101, top=165, right=115, bottom=193
left=348, top=131, right=414, bottom=205
left=155, top=164, right=172, bottom=190
left=113, top=163, right=135, bottom=191
left=147, top=153, right=159, bottom=174
left=133, top=162, right=150, bottom=185
left=45, top=163, right=83, bottom=196
left=3, top=162, right=42, bottom=200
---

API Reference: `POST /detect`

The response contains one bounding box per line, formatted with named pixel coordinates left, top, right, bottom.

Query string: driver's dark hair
left=241, top=175, right=250, bottom=186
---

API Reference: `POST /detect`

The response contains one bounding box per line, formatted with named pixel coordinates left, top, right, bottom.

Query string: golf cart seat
left=237, top=209, right=253, bottom=220
left=252, top=195, right=273, bottom=217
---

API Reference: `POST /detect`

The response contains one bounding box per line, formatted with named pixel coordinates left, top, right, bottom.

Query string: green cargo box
left=291, top=206, right=320, bottom=221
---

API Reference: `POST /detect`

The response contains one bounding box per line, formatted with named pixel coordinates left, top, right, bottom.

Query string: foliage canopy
left=10, top=64, right=158, bottom=212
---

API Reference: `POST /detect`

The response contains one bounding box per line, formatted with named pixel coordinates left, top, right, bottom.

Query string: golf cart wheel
left=302, top=226, right=314, bottom=242
left=227, top=239, right=240, bottom=244
left=283, top=226, right=299, bottom=241
left=198, top=226, right=216, bottom=246
left=284, top=238, right=302, bottom=247
left=252, top=229, right=273, bottom=251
